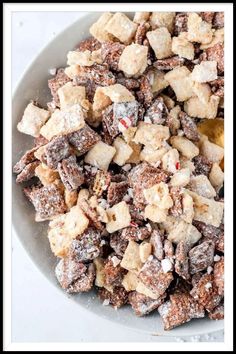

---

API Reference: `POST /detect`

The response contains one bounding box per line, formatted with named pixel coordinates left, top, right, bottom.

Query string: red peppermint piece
left=175, top=162, right=180, bottom=170
left=130, top=221, right=139, bottom=228
left=118, top=117, right=132, bottom=132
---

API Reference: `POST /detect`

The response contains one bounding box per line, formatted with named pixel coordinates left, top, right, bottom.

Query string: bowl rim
left=12, top=12, right=224, bottom=338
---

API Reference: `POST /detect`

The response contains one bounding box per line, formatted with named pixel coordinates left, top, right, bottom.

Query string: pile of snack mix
left=14, top=11, right=224, bottom=330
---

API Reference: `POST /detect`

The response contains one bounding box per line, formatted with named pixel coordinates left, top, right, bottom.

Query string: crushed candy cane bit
left=161, top=258, right=173, bottom=273
left=118, top=117, right=132, bottom=132
left=214, top=255, right=221, bottom=262
left=205, top=282, right=212, bottom=290
left=130, top=221, right=139, bottom=228
left=48, top=68, right=57, bottom=75
left=103, top=299, right=110, bottom=306
left=175, top=161, right=181, bottom=170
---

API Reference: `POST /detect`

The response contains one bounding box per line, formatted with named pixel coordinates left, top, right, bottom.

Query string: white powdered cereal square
left=58, top=82, right=87, bottom=109
left=105, top=12, right=138, bottom=44
left=187, top=12, right=213, bottom=44
left=48, top=206, right=89, bottom=257
left=150, top=12, right=176, bottom=33
left=184, top=95, right=220, bottom=119
left=191, top=61, right=218, bottom=83
left=133, top=12, right=150, bottom=24
left=120, top=240, right=142, bottom=271
left=17, top=102, right=50, bottom=137
left=40, top=104, right=85, bottom=140
left=164, top=66, right=193, bottom=102
left=85, top=141, right=116, bottom=171
left=147, top=27, right=172, bottom=59
left=106, top=201, right=131, bottom=233
left=172, top=34, right=194, bottom=60
left=89, top=12, right=115, bottom=42
left=118, top=44, right=148, bottom=77
left=189, top=191, right=224, bottom=227
left=170, top=136, right=199, bottom=159
left=113, top=137, right=133, bottom=166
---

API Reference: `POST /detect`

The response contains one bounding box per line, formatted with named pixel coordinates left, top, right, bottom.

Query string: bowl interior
left=12, top=12, right=223, bottom=337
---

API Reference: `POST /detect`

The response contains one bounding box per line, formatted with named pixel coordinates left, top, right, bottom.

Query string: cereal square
left=184, top=95, right=220, bottom=119
left=158, top=292, right=205, bottom=330
left=98, top=286, right=128, bottom=308
left=167, top=219, right=202, bottom=245
left=129, top=291, right=165, bottom=317
left=147, top=27, right=172, bottom=59
left=200, top=139, right=224, bottom=164
left=150, top=12, right=176, bottom=33
left=29, top=184, right=67, bottom=220
left=45, top=135, right=71, bottom=169
left=191, top=61, right=218, bottom=83
left=118, top=44, right=148, bottom=76
left=188, top=175, right=216, bottom=199
left=143, top=182, right=173, bottom=210
left=134, top=122, right=170, bottom=149
left=107, top=181, right=128, bottom=206
left=106, top=201, right=131, bottom=233
left=13, top=147, right=39, bottom=174
left=58, top=155, right=84, bottom=191
left=35, top=163, right=59, bottom=186
left=48, top=205, right=89, bottom=257
left=89, top=12, right=115, bottom=42
left=190, top=191, right=224, bottom=227
left=164, top=66, right=193, bottom=101
left=138, top=257, right=173, bottom=297
left=187, top=12, right=213, bottom=44
left=105, top=12, right=138, bottom=44
left=55, top=259, right=95, bottom=293
left=17, top=102, right=50, bottom=138
left=213, top=256, right=224, bottom=295
left=15, top=161, right=40, bottom=183
left=133, top=12, right=151, bottom=24
left=170, top=136, right=199, bottom=159
left=69, top=227, right=101, bottom=262
left=68, top=124, right=101, bottom=156
left=113, top=137, right=133, bottom=166
left=84, top=141, right=116, bottom=171
left=120, top=240, right=142, bottom=272
left=172, top=34, right=194, bottom=60
left=40, top=104, right=85, bottom=140
left=57, top=82, right=87, bottom=109
left=189, top=240, right=215, bottom=274
left=190, top=274, right=222, bottom=312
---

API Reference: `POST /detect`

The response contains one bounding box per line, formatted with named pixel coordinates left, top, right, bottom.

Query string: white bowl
left=12, top=12, right=224, bottom=337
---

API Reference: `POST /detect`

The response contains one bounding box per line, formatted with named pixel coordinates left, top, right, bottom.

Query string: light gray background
left=11, top=11, right=224, bottom=343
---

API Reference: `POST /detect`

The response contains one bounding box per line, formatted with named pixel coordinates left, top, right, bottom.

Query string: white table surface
left=11, top=11, right=224, bottom=343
